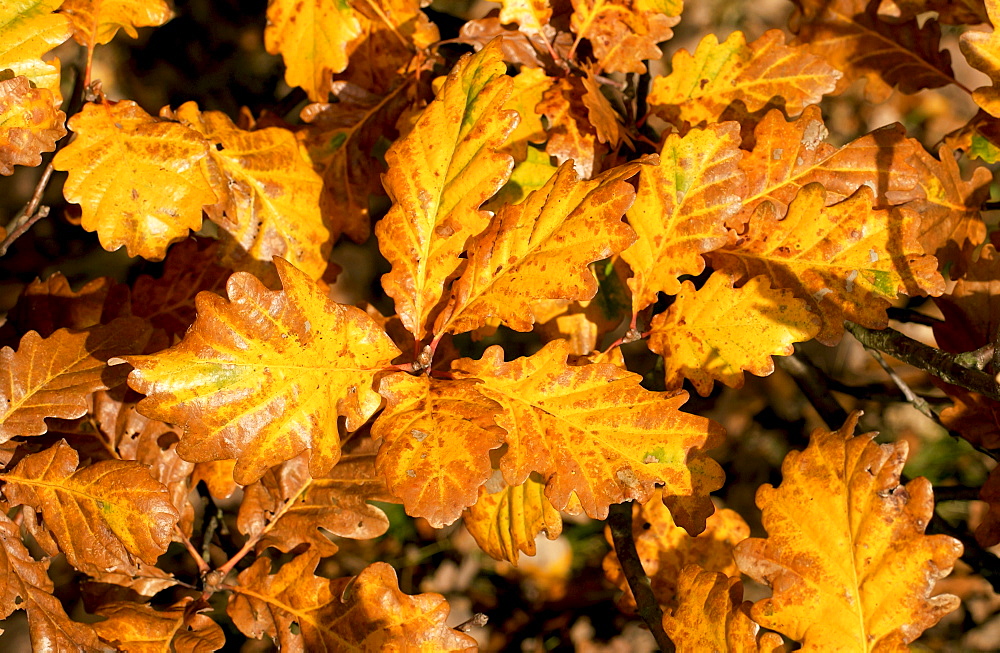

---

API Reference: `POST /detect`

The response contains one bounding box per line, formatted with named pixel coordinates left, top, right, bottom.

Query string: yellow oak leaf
left=603, top=490, right=750, bottom=611
left=791, top=0, right=957, bottom=103
left=737, top=106, right=922, bottom=227
left=376, top=40, right=518, bottom=341
left=649, top=273, right=820, bottom=396
left=52, top=100, right=218, bottom=260
left=434, top=161, right=640, bottom=337
left=167, top=102, right=328, bottom=281
left=2, top=440, right=180, bottom=574
left=485, top=144, right=560, bottom=208
left=499, top=0, right=553, bottom=38
left=372, top=373, right=506, bottom=528
left=59, top=0, right=173, bottom=49
left=228, top=554, right=477, bottom=651
left=452, top=339, right=726, bottom=519
left=125, top=258, right=401, bottom=485
left=463, top=473, right=565, bottom=565
left=0, top=0, right=72, bottom=106
left=962, top=0, right=1000, bottom=116
left=503, top=66, right=552, bottom=162
left=264, top=0, right=363, bottom=101
left=734, top=413, right=963, bottom=649
left=0, top=74, right=65, bottom=175
left=710, top=183, right=945, bottom=345
left=648, top=30, right=840, bottom=129
left=570, top=0, right=682, bottom=74
left=94, top=599, right=224, bottom=653
left=620, top=122, right=744, bottom=314
left=662, top=566, right=787, bottom=653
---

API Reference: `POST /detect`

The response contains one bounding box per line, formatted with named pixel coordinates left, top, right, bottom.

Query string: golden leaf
left=0, top=74, right=64, bottom=175
left=94, top=599, right=224, bottom=653
left=570, top=0, right=682, bottom=74
left=59, top=0, right=173, bottom=49
left=0, top=0, right=72, bottom=105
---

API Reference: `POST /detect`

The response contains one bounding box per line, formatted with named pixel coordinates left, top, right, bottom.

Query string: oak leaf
left=452, top=340, right=726, bottom=519
left=648, top=30, right=840, bottom=129
left=976, top=465, right=1000, bottom=548
left=59, top=0, right=173, bottom=49
left=0, top=0, right=72, bottom=105
left=0, top=317, right=151, bottom=442
left=649, top=273, right=821, bottom=396
left=934, top=244, right=1000, bottom=353
left=734, top=413, right=963, bottom=649
left=2, top=440, right=180, bottom=575
left=736, top=106, right=921, bottom=227
left=538, top=76, right=599, bottom=179
left=464, top=473, right=565, bottom=564
left=661, top=566, right=787, bottom=653
left=94, top=599, right=224, bottom=653
left=228, top=553, right=477, bottom=651
left=486, top=144, right=559, bottom=208
left=376, top=40, right=517, bottom=340
left=570, top=0, right=682, bottom=74
left=620, top=122, right=744, bottom=313
left=434, top=161, right=640, bottom=336
left=710, top=183, right=945, bottom=345
left=503, top=66, right=552, bottom=161
left=499, top=0, right=553, bottom=38
left=0, top=512, right=102, bottom=650
left=0, top=74, right=64, bottom=175
left=790, top=0, right=956, bottom=102
left=603, top=491, right=750, bottom=611
left=961, top=0, right=1000, bottom=117
left=883, top=0, right=988, bottom=24
left=581, top=66, right=630, bottom=147
left=125, top=258, right=401, bottom=485
left=167, top=102, right=328, bottom=281
left=372, top=373, right=506, bottom=528
left=52, top=100, right=218, bottom=260
left=937, top=385, right=1000, bottom=451
left=0, top=272, right=112, bottom=347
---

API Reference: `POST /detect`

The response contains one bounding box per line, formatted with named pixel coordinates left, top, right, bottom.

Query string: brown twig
left=773, top=347, right=850, bottom=430
left=175, top=525, right=211, bottom=576
left=607, top=501, right=674, bottom=652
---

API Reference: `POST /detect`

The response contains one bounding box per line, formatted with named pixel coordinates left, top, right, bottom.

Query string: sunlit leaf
left=570, top=0, right=682, bottom=74
left=94, top=599, right=225, bottom=653
left=0, top=74, right=64, bottom=175
left=464, top=474, right=565, bottom=565
left=0, top=0, right=72, bottom=105
left=60, top=0, right=173, bottom=49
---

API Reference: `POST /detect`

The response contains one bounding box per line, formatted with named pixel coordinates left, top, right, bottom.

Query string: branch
left=607, top=501, right=674, bottom=652
left=844, top=322, right=1000, bottom=403
left=773, top=346, right=849, bottom=430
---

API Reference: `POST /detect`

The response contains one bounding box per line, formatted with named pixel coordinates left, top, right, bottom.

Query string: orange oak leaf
left=463, top=473, right=565, bottom=565
left=52, top=100, right=218, bottom=260
left=94, top=599, right=224, bottom=653
left=648, top=30, right=840, bottom=129
left=2, top=440, right=180, bottom=574
left=372, top=373, right=506, bottom=528
left=0, top=0, right=72, bottom=105
left=934, top=244, right=1000, bottom=353
left=434, top=161, right=640, bottom=337
left=734, top=413, right=963, bottom=649
left=0, top=317, right=151, bottom=442
left=790, top=0, right=957, bottom=102
left=603, top=491, right=749, bottom=611
left=581, top=67, right=630, bottom=148
left=191, top=459, right=237, bottom=500
left=125, top=258, right=401, bottom=485
left=499, top=0, right=553, bottom=38
left=376, top=40, right=517, bottom=341
left=884, top=0, right=988, bottom=24
left=59, top=0, right=173, bottom=49
left=264, top=0, right=363, bottom=101
left=620, top=122, right=744, bottom=313
left=710, top=183, right=945, bottom=345
left=570, top=0, right=682, bottom=74
left=0, top=512, right=102, bottom=650
left=538, top=76, right=599, bottom=179
left=736, top=106, right=921, bottom=227
left=0, top=74, right=64, bottom=175
left=237, top=444, right=397, bottom=557
left=166, top=102, right=329, bottom=281
left=452, top=339, right=726, bottom=519
left=649, top=273, right=821, bottom=396
left=937, top=384, right=1000, bottom=451
left=961, top=0, right=1000, bottom=117
left=228, top=554, right=477, bottom=651
left=661, top=566, right=787, bottom=653
left=0, top=272, right=112, bottom=346
left=906, top=144, right=991, bottom=273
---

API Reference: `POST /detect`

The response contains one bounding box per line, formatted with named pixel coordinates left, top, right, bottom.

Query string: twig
left=864, top=347, right=937, bottom=422
left=954, top=343, right=995, bottom=372
left=607, top=502, right=674, bottom=652
left=844, top=322, right=1000, bottom=403
left=886, top=306, right=942, bottom=326
left=175, top=525, right=210, bottom=576
left=773, top=347, right=850, bottom=430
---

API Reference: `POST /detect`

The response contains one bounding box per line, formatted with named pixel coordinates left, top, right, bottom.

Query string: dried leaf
left=3, top=440, right=180, bottom=574
left=883, top=0, right=988, bottom=24
left=934, top=244, right=1000, bottom=352
left=649, top=273, right=821, bottom=396
left=0, top=273, right=112, bottom=347
left=0, top=0, right=72, bottom=105
left=649, top=30, right=840, bottom=129
left=52, top=100, right=218, bottom=260
left=734, top=413, right=963, bottom=649
left=452, top=340, right=726, bottom=519
left=435, top=161, right=640, bottom=336
left=0, top=317, right=151, bottom=442
left=126, top=258, right=400, bottom=485
left=711, top=183, right=945, bottom=345
left=961, top=0, right=1000, bottom=117
left=538, top=76, right=599, bottom=179
left=976, top=465, right=1000, bottom=548
left=376, top=40, right=517, bottom=340
left=464, top=473, right=564, bottom=565
left=581, top=67, right=630, bottom=147
left=60, top=0, right=173, bottom=49
left=570, top=0, right=682, bottom=74
left=94, top=599, right=224, bottom=653
left=0, top=74, right=64, bottom=175
left=621, top=122, right=744, bottom=313
left=228, top=554, right=477, bottom=651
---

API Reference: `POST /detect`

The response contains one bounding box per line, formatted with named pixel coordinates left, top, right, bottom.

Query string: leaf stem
left=175, top=524, right=211, bottom=575
left=607, top=501, right=674, bottom=652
